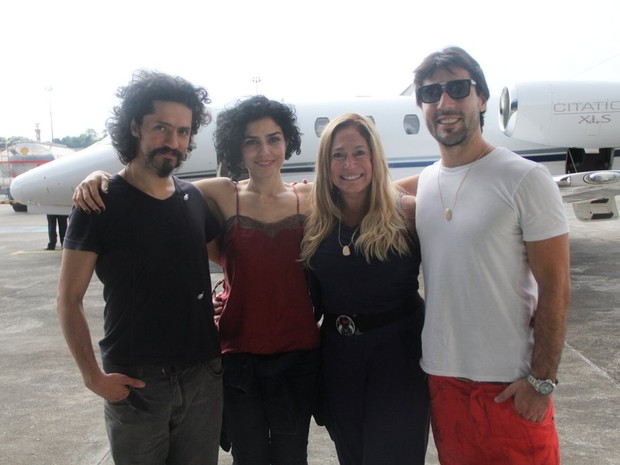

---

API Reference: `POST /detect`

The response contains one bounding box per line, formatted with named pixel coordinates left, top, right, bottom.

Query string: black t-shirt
left=64, top=174, right=221, bottom=366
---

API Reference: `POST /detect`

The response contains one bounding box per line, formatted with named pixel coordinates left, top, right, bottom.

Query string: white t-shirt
left=416, top=147, right=569, bottom=382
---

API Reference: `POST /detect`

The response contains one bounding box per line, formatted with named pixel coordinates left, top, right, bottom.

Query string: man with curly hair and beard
left=72, top=95, right=321, bottom=465
left=57, top=70, right=223, bottom=465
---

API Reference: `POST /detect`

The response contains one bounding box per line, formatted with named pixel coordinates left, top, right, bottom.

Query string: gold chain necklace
left=437, top=147, right=489, bottom=221
left=338, top=221, right=361, bottom=256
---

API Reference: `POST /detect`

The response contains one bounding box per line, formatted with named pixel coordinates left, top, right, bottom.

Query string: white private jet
left=9, top=80, right=620, bottom=220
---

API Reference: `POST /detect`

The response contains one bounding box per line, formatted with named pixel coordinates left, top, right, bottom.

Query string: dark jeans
left=104, top=359, right=223, bottom=465
left=222, top=349, right=320, bottom=465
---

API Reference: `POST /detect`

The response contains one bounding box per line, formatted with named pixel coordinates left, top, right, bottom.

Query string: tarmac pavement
left=0, top=204, right=618, bottom=464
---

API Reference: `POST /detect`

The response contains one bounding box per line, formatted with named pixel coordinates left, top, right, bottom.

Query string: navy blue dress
left=307, top=224, right=430, bottom=465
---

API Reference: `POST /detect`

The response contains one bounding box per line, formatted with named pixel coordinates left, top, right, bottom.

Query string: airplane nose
left=7, top=137, right=122, bottom=212
left=7, top=170, right=31, bottom=204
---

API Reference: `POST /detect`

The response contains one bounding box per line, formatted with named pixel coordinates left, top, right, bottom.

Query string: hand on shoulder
left=73, top=170, right=112, bottom=213
left=292, top=180, right=313, bottom=216
left=291, top=179, right=313, bottom=192
left=394, top=174, right=419, bottom=196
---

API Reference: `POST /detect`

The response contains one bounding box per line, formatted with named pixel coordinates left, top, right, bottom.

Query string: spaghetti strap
left=291, top=183, right=300, bottom=214
left=233, top=181, right=240, bottom=216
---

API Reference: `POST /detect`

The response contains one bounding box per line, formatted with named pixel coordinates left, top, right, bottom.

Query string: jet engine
left=500, top=81, right=620, bottom=221
left=500, top=81, right=620, bottom=173
left=500, top=81, right=620, bottom=148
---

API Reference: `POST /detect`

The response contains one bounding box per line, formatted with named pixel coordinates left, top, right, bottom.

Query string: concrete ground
left=0, top=204, right=618, bottom=465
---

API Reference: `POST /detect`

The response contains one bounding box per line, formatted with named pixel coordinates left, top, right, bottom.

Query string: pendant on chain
left=338, top=221, right=359, bottom=257
left=437, top=146, right=490, bottom=223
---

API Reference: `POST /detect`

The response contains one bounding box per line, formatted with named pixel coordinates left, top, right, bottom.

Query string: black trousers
left=47, top=214, right=68, bottom=247
left=322, top=313, right=430, bottom=465
left=222, top=349, right=320, bottom=465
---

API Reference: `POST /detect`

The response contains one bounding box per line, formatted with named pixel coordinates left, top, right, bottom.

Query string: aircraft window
left=315, top=117, right=329, bottom=137
left=403, top=114, right=420, bottom=135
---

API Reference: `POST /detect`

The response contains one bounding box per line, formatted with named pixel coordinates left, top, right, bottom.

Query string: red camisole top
left=217, top=183, right=320, bottom=354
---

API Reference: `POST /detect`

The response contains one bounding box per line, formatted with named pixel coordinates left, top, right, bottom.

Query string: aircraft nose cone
left=8, top=171, right=34, bottom=205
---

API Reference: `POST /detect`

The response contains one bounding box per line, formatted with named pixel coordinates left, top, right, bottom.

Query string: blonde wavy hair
left=300, top=113, right=410, bottom=265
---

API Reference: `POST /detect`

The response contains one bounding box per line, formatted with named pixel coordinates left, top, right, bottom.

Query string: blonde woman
left=300, top=113, right=430, bottom=465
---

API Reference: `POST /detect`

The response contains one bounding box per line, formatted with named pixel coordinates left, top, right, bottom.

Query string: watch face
left=539, top=381, right=554, bottom=395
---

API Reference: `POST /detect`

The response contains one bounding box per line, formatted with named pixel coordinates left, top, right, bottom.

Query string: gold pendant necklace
left=338, top=221, right=360, bottom=256
left=437, top=146, right=490, bottom=221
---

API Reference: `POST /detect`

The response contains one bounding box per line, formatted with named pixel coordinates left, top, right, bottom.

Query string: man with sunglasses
left=404, top=47, right=570, bottom=464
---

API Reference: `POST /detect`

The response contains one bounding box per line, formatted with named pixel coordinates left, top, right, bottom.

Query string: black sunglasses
left=416, top=79, right=477, bottom=104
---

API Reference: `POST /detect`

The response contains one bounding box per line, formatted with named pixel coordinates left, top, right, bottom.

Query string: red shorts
left=429, top=375, right=560, bottom=465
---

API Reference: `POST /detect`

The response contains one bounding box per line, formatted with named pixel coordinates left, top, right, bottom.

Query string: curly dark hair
left=413, top=46, right=490, bottom=129
left=107, top=70, right=211, bottom=164
left=214, top=95, right=302, bottom=180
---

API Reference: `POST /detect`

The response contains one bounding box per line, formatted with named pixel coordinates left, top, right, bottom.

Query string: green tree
left=56, top=129, right=103, bottom=149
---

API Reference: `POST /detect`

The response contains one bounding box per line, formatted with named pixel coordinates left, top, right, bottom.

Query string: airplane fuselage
left=9, top=82, right=620, bottom=217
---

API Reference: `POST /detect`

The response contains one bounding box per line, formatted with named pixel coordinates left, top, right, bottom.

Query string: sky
left=2, top=0, right=619, bottom=142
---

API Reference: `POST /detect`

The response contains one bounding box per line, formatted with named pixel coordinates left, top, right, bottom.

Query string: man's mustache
left=435, top=110, right=463, bottom=118
left=150, top=146, right=186, bottom=161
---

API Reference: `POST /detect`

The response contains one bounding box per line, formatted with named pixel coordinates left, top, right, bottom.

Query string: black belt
left=103, top=359, right=206, bottom=378
left=324, top=305, right=415, bottom=336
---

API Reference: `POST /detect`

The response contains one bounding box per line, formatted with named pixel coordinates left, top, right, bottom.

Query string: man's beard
left=427, top=110, right=477, bottom=148
left=147, top=146, right=185, bottom=178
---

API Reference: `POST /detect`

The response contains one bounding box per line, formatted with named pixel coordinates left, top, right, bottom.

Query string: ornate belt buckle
left=336, top=315, right=356, bottom=336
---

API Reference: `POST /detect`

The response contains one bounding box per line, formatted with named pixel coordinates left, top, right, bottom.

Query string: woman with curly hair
left=198, top=96, right=320, bottom=465
left=74, top=95, right=320, bottom=465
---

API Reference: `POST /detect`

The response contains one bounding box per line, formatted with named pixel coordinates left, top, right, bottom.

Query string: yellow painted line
left=10, top=250, right=62, bottom=256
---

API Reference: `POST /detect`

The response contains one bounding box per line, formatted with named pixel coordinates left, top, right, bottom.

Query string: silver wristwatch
left=527, top=374, right=557, bottom=395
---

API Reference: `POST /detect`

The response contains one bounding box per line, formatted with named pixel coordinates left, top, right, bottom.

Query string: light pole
left=44, top=86, right=54, bottom=144
left=252, top=76, right=261, bottom=95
